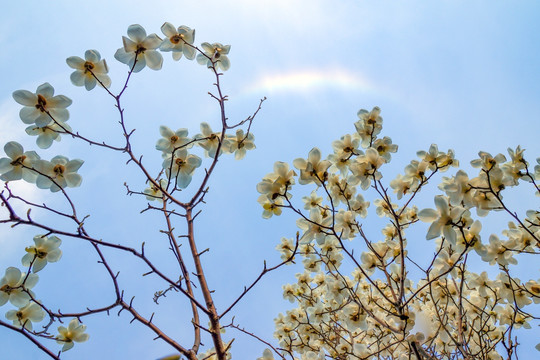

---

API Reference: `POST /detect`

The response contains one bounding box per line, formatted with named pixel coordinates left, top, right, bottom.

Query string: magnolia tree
left=0, top=22, right=539, bottom=360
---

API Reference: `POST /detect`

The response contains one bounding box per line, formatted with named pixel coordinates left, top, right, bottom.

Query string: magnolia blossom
left=12, top=82, right=72, bottom=127
left=156, top=126, right=192, bottom=154
left=196, top=42, right=231, bottom=71
left=66, top=50, right=111, bottom=90
left=293, top=148, right=331, bottom=185
left=195, top=122, right=225, bottom=158
left=114, top=24, right=163, bottom=72
left=25, top=121, right=71, bottom=149
left=5, top=301, right=45, bottom=331
left=256, top=349, right=274, bottom=360
left=56, top=318, right=90, bottom=352
left=159, top=22, right=196, bottom=60
left=22, top=235, right=62, bottom=273
left=143, top=179, right=168, bottom=202
left=226, top=129, right=255, bottom=160
left=0, top=267, right=38, bottom=307
left=162, top=149, right=202, bottom=189
left=418, top=195, right=467, bottom=244
left=35, top=156, right=84, bottom=192
left=0, top=141, right=40, bottom=182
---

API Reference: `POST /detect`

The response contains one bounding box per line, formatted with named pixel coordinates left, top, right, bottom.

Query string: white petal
left=84, top=77, right=97, bottom=91
left=218, top=56, right=230, bottom=71
left=70, top=71, right=86, bottom=86
left=66, top=56, right=85, bottom=69
left=48, top=95, right=72, bottom=108
left=36, top=83, right=54, bottom=97
left=127, top=24, right=147, bottom=43
left=12, top=90, right=37, bottom=106
left=84, top=49, right=101, bottom=62
left=142, top=34, right=163, bottom=50
left=144, top=50, right=163, bottom=70
left=4, top=141, right=23, bottom=159
left=64, top=173, right=82, bottom=187
left=132, top=57, right=146, bottom=73
left=161, top=22, right=177, bottom=37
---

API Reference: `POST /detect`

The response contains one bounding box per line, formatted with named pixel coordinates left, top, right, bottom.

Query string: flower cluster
left=258, top=107, right=540, bottom=358
left=146, top=123, right=255, bottom=196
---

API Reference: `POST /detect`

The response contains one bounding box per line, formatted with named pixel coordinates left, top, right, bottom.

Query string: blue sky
left=1, top=1, right=539, bottom=359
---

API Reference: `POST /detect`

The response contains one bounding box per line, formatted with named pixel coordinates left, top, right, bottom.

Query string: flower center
left=53, top=164, right=66, bottom=176
left=170, top=135, right=179, bottom=143
left=10, top=155, right=26, bottom=167
left=170, top=34, right=184, bottom=44
left=83, top=61, right=95, bottom=73
left=36, top=94, right=47, bottom=112
left=136, top=45, right=146, bottom=55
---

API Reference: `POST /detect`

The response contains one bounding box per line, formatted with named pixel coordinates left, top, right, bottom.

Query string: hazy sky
left=1, top=1, right=539, bottom=359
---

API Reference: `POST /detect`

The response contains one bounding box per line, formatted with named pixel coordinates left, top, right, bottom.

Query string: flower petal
left=144, top=50, right=163, bottom=70
left=127, top=24, right=147, bottom=43
left=12, top=90, right=37, bottom=106
left=66, top=56, right=85, bottom=69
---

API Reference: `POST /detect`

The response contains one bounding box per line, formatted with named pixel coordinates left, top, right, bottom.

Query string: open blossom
left=196, top=42, right=231, bottom=71
left=162, top=149, right=202, bottom=189
left=66, top=50, right=111, bottom=90
left=257, top=195, right=283, bottom=219
left=159, top=22, right=196, bottom=60
left=418, top=195, right=467, bottom=244
left=5, top=301, right=45, bottom=331
left=12, top=83, right=72, bottom=127
left=0, top=267, right=38, bottom=307
left=25, top=121, right=71, bottom=149
left=0, top=141, right=40, bottom=183
left=225, top=129, right=255, bottom=160
left=293, top=148, right=331, bottom=185
left=143, top=179, right=168, bottom=202
left=35, top=156, right=84, bottom=192
left=114, top=24, right=163, bottom=72
left=56, top=318, right=90, bottom=352
left=22, top=235, right=62, bottom=273
left=195, top=122, right=226, bottom=158
left=156, top=126, right=192, bottom=155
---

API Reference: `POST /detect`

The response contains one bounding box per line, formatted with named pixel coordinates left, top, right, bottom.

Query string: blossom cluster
left=0, top=234, right=87, bottom=351
left=257, top=107, right=540, bottom=359
left=144, top=124, right=255, bottom=197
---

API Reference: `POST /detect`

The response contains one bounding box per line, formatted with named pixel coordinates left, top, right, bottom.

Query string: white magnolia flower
left=35, top=155, right=84, bottom=192
left=56, top=318, right=89, bottom=352
left=0, top=141, right=40, bottom=182
left=162, top=149, right=202, bottom=189
left=156, top=126, right=192, bottom=155
left=159, top=22, right=196, bottom=60
left=114, top=24, right=163, bottom=72
left=0, top=267, right=38, bottom=307
left=66, top=50, right=111, bottom=90
left=196, top=42, right=231, bottom=71
left=12, top=83, right=72, bottom=127
left=22, top=235, right=62, bottom=273
left=25, top=122, right=71, bottom=149
left=5, top=301, right=45, bottom=331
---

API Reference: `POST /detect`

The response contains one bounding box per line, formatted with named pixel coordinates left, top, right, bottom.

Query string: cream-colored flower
left=0, top=141, right=40, bottom=183
left=56, top=318, right=89, bottom=352
left=159, top=22, right=196, bottom=60
left=22, top=235, right=62, bottom=273
left=5, top=301, right=45, bottom=331
left=114, top=24, right=163, bottom=72
left=35, top=156, right=84, bottom=192
left=66, top=50, right=111, bottom=90
left=0, top=267, right=38, bottom=307
left=196, top=42, right=231, bottom=71
left=12, top=83, right=72, bottom=127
